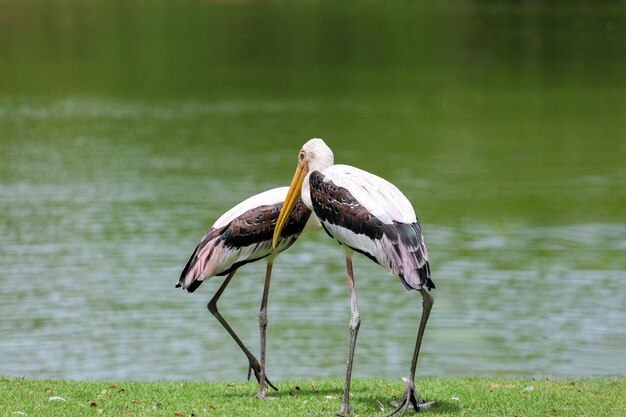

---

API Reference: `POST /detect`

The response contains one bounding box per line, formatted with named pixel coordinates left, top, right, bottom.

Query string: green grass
left=1, top=377, right=624, bottom=417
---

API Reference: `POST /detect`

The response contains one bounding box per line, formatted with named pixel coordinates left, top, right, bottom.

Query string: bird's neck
left=301, top=172, right=313, bottom=210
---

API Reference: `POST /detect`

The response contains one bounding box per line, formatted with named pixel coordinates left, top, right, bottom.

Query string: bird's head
left=272, top=138, right=334, bottom=248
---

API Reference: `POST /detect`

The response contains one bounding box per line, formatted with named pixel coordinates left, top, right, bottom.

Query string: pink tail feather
left=177, top=231, right=224, bottom=292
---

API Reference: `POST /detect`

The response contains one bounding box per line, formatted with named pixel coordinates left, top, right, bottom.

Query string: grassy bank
left=1, top=377, right=624, bottom=417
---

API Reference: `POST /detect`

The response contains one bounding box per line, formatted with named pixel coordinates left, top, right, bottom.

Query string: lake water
left=0, top=1, right=625, bottom=382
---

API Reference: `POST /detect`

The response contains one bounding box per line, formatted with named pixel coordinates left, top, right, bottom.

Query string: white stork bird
left=272, top=138, right=435, bottom=416
left=177, top=187, right=314, bottom=399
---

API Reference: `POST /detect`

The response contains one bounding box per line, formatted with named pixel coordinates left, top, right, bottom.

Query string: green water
left=1, top=1, right=625, bottom=381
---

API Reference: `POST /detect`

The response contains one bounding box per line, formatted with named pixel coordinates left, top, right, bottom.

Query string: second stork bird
left=273, top=138, right=435, bottom=416
left=178, top=187, right=312, bottom=398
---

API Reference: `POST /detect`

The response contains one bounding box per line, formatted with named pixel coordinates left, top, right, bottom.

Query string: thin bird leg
left=207, top=269, right=277, bottom=391
left=256, top=262, right=277, bottom=399
left=340, top=256, right=361, bottom=415
left=381, top=289, right=435, bottom=417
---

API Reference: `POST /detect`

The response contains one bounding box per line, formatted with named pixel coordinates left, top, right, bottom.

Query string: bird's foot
left=247, top=357, right=278, bottom=391
left=338, top=403, right=353, bottom=415
left=255, top=390, right=278, bottom=400
left=380, top=384, right=434, bottom=417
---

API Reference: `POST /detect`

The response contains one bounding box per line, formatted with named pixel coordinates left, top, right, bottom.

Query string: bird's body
left=305, top=165, right=434, bottom=291
left=178, top=187, right=312, bottom=292
left=273, top=139, right=435, bottom=415
left=178, top=186, right=313, bottom=398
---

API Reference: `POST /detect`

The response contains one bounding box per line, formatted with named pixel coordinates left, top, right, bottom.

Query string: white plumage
left=321, top=164, right=417, bottom=224
left=213, top=187, right=289, bottom=228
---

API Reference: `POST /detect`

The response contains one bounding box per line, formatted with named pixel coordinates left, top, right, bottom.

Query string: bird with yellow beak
left=273, top=138, right=435, bottom=416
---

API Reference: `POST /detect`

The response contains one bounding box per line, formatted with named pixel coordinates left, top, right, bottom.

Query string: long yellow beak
left=272, top=161, right=307, bottom=249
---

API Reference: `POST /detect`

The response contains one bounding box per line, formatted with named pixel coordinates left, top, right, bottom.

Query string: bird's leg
left=381, top=289, right=435, bottom=417
left=340, top=256, right=361, bottom=415
left=207, top=269, right=277, bottom=391
left=256, top=262, right=277, bottom=400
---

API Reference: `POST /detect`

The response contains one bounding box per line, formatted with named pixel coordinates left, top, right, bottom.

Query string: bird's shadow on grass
left=359, top=397, right=461, bottom=415
left=220, top=385, right=460, bottom=414
left=219, top=385, right=344, bottom=399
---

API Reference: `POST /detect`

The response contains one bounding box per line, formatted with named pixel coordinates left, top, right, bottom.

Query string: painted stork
left=272, top=138, right=435, bottom=415
left=177, top=187, right=314, bottom=399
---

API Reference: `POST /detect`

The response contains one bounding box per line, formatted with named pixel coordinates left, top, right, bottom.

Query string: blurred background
left=0, top=0, right=624, bottom=382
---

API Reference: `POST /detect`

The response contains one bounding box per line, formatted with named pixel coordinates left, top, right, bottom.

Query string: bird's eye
left=298, top=151, right=305, bottom=162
